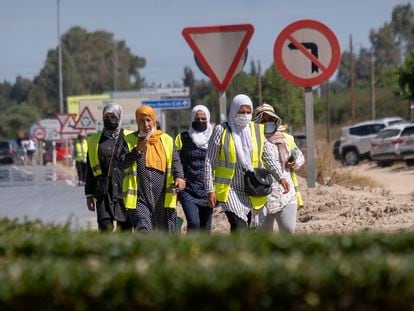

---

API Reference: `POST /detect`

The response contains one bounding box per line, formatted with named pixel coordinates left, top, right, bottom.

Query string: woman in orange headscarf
left=119, top=105, right=186, bottom=233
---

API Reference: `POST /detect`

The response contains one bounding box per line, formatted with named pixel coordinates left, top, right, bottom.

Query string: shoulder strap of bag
left=107, top=129, right=124, bottom=177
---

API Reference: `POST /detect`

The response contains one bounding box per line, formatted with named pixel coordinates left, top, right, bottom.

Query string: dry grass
left=297, top=140, right=381, bottom=189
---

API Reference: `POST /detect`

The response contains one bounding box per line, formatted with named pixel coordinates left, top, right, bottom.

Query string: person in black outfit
left=85, top=102, right=131, bottom=231
left=175, top=105, right=213, bottom=232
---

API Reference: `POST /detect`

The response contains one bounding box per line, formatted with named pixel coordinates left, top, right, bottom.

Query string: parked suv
left=370, top=122, right=414, bottom=166
left=333, top=117, right=406, bottom=166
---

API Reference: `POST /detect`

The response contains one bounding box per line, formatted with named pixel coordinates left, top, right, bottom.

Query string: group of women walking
left=84, top=94, right=304, bottom=234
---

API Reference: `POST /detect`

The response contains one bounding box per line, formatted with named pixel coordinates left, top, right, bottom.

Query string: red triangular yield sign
left=182, top=24, right=254, bottom=92
left=74, top=107, right=97, bottom=130
left=60, top=114, right=79, bottom=134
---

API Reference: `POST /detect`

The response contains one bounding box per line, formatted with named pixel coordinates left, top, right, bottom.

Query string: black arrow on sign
left=288, top=42, right=319, bottom=73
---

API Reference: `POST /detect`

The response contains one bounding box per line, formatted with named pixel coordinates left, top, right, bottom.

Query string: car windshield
left=376, top=129, right=400, bottom=139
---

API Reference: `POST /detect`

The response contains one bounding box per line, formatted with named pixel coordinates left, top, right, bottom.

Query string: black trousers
left=75, top=161, right=87, bottom=183
left=225, top=211, right=251, bottom=233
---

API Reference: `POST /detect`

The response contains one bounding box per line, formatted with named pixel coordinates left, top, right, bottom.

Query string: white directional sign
left=39, top=118, right=61, bottom=141
left=74, top=107, right=96, bottom=130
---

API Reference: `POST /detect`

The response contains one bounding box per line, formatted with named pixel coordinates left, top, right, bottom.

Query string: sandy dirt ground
left=200, top=161, right=414, bottom=234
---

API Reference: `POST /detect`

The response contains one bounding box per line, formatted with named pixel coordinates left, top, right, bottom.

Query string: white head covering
left=188, top=105, right=213, bottom=149
left=102, top=101, right=123, bottom=137
left=228, top=94, right=253, bottom=171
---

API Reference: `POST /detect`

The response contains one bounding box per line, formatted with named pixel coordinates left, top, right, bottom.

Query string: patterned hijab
left=228, top=94, right=253, bottom=171
left=135, top=105, right=166, bottom=172
left=188, top=105, right=213, bottom=149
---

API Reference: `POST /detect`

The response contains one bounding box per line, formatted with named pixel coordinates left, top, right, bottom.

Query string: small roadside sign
left=32, top=126, right=46, bottom=141
left=273, top=19, right=341, bottom=87
left=56, top=113, right=70, bottom=126
left=74, top=106, right=96, bottom=130
left=182, top=24, right=254, bottom=92
left=60, top=114, right=79, bottom=135
left=142, top=99, right=191, bottom=109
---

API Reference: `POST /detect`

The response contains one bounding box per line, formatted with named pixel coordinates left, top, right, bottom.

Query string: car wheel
left=376, top=161, right=392, bottom=167
left=405, top=159, right=414, bottom=166
left=343, top=150, right=359, bottom=166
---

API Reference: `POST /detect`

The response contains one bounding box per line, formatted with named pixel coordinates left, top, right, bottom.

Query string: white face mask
left=138, top=127, right=154, bottom=137
left=235, top=113, right=252, bottom=127
left=264, top=122, right=277, bottom=134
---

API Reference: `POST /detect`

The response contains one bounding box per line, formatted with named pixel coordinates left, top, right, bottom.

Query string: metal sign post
left=219, top=92, right=227, bottom=123
left=304, top=87, right=316, bottom=187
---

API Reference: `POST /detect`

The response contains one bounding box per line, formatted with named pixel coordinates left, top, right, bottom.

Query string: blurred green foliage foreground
left=1, top=218, right=414, bottom=310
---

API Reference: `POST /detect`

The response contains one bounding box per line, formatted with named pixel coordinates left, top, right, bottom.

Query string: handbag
left=244, top=168, right=273, bottom=197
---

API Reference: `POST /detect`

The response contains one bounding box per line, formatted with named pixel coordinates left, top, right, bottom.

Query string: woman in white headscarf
left=204, top=94, right=289, bottom=232
left=175, top=105, right=214, bottom=232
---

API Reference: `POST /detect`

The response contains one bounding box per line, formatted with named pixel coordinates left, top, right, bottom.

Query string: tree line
left=1, top=4, right=413, bottom=140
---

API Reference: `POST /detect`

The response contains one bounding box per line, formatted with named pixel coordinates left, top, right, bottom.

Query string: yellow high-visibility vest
left=123, top=132, right=176, bottom=209
left=214, top=122, right=268, bottom=210
left=87, top=133, right=103, bottom=177
left=75, top=140, right=88, bottom=162
left=87, top=130, right=132, bottom=177
left=283, top=133, right=304, bottom=209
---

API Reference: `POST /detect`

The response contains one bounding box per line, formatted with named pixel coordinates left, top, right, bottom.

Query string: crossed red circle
left=273, top=19, right=341, bottom=87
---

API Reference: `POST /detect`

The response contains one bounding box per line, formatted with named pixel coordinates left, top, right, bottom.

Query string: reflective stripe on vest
left=214, top=122, right=268, bottom=210
left=75, top=140, right=88, bottom=162
left=87, top=133, right=102, bottom=176
left=283, top=132, right=304, bottom=208
left=123, top=132, right=176, bottom=209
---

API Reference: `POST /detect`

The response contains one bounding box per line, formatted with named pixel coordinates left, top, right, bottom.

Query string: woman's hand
left=86, top=197, right=95, bottom=211
left=279, top=178, right=290, bottom=194
left=208, top=192, right=217, bottom=209
left=136, top=136, right=149, bottom=153
left=175, top=177, right=186, bottom=191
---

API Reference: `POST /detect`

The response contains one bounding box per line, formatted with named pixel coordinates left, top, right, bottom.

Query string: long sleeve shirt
left=204, top=124, right=286, bottom=222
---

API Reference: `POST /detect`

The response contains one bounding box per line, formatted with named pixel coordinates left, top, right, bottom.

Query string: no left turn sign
left=273, top=19, right=341, bottom=87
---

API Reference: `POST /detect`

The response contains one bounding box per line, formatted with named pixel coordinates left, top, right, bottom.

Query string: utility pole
left=371, top=50, right=376, bottom=119
left=257, top=60, right=263, bottom=105
left=350, top=34, right=356, bottom=123
left=57, top=0, right=64, bottom=114
left=113, top=43, right=119, bottom=91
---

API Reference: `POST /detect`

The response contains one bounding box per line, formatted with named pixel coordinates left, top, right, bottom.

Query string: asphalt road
left=0, top=164, right=96, bottom=229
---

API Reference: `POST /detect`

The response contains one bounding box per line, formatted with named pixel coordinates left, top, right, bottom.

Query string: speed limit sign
left=33, top=126, right=46, bottom=141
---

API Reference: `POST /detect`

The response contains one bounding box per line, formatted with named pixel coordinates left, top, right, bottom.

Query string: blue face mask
left=264, top=122, right=277, bottom=134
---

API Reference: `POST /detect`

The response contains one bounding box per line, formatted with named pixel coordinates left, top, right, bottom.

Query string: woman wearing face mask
left=85, top=102, right=132, bottom=231
left=119, top=105, right=186, bottom=233
left=175, top=105, right=213, bottom=233
left=253, top=103, right=305, bottom=234
left=204, top=94, right=290, bottom=232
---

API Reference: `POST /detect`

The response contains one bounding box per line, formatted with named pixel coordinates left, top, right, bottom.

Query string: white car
left=370, top=123, right=414, bottom=167
left=335, top=117, right=406, bottom=165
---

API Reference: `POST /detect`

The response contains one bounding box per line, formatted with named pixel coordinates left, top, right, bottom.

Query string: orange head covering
left=135, top=105, right=166, bottom=172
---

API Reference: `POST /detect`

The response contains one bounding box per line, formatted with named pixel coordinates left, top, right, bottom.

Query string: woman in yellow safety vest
left=74, top=131, right=88, bottom=186
left=119, top=105, right=186, bottom=233
left=85, top=102, right=131, bottom=231
left=204, top=94, right=290, bottom=232
left=253, top=103, right=305, bottom=234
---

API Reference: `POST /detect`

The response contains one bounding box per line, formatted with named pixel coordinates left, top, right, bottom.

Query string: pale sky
left=0, top=0, right=412, bottom=86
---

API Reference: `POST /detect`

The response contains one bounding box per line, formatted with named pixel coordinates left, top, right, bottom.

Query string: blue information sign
left=142, top=99, right=191, bottom=109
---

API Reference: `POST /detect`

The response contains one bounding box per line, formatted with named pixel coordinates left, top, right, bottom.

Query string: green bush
left=1, top=218, right=414, bottom=310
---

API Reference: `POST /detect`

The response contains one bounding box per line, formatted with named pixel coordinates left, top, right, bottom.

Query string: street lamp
left=57, top=0, right=64, bottom=114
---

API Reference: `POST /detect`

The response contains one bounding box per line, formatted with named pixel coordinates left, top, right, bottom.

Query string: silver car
left=336, top=117, right=406, bottom=166
left=370, top=123, right=414, bottom=166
